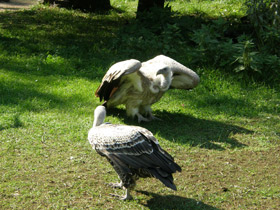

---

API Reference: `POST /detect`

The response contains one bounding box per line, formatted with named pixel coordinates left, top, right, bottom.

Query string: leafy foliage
left=111, top=6, right=192, bottom=58
left=245, top=0, right=280, bottom=31
left=245, top=0, right=280, bottom=53
left=111, top=0, right=280, bottom=84
left=190, top=19, right=280, bottom=82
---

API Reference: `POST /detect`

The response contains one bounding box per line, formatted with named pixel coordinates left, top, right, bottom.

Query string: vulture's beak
left=156, top=67, right=170, bottom=75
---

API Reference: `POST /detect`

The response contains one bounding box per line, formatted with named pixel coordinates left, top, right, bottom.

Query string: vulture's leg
left=147, top=113, right=162, bottom=121
left=109, top=174, right=134, bottom=200
left=123, top=188, right=133, bottom=200
left=136, top=113, right=150, bottom=123
left=108, top=182, right=133, bottom=200
left=142, top=105, right=161, bottom=121
left=126, top=104, right=149, bottom=123
left=109, top=188, right=133, bottom=200
left=107, top=181, right=123, bottom=189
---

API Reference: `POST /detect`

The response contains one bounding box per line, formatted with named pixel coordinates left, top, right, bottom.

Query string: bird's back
left=88, top=124, right=156, bottom=151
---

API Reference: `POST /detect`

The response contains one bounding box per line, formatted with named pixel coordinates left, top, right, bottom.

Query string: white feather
left=95, top=55, right=200, bottom=122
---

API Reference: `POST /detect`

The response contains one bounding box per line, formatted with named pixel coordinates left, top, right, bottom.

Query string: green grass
left=169, top=0, right=246, bottom=18
left=1, top=1, right=280, bottom=209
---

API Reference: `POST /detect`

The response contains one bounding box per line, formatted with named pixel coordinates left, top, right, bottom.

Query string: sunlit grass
left=0, top=1, right=280, bottom=209
left=169, top=0, right=246, bottom=18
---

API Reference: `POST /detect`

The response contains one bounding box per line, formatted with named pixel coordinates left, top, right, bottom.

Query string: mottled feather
left=88, top=106, right=181, bottom=199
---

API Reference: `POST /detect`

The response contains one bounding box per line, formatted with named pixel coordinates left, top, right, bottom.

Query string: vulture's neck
left=159, top=73, right=172, bottom=91
left=93, top=106, right=106, bottom=127
left=152, top=72, right=172, bottom=93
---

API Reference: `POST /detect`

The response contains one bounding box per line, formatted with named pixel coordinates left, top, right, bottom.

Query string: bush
left=190, top=18, right=280, bottom=83
left=245, top=0, right=280, bottom=53
left=112, top=2, right=280, bottom=84
left=111, top=6, right=200, bottom=59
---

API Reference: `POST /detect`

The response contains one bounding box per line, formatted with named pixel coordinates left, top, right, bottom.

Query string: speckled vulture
left=88, top=105, right=181, bottom=200
left=95, top=55, right=200, bottom=123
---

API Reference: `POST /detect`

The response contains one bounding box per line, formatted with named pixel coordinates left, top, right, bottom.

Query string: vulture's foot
left=136, top=113, right=150, bottom=123
left=107, top=182, right=123, bottom=189
left=109, top=189, right=133, bottom=200
left=147, top=113, right=162, bottom=121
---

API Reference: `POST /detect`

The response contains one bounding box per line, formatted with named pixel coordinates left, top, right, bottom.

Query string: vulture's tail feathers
left=150, top=140, right=182, bottom=173
left=148, top=168, right=177, bottom=191
left=153, top=151, right=182, bottom=173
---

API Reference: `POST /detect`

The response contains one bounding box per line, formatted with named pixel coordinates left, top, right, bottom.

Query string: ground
left=0, top=0, right=38, bottom=11
left=0, top=1, right=279, bottom=209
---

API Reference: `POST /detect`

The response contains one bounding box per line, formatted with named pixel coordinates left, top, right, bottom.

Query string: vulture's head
left=93, top=105, right=106, bottom=127
left=154, top=66, right=172, bottom=92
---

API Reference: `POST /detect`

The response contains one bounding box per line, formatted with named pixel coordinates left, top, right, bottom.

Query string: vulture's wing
left=146, top=55, right=200, bottom=90
left=95, top=59, right=142, bottom=102
left=90, top=124, right=181, bottom=190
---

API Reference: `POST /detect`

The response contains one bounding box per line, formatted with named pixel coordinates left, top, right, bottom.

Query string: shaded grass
left=1, top=1, right=280, bottom=209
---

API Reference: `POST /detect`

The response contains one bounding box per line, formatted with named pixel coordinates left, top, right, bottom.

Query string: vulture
left=95, top=55, right=200, bottom=123
left=88, top=105, right=181, bottom=200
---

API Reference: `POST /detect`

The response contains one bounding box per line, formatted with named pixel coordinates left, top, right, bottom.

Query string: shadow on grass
left=0, top=79, right=67, bottom=111
left=0, top=79, right=67, bottom=130
left=0, top=8, right=121, bottom=52
left=0, top=5, right=251, bottom=77
left=137, top=191, right=220, bottom=210
left=0, top=7, right=123, bottom=78
left=172, top=91, right=272, bottom=118
left=108, top=108, right=250, bottom=150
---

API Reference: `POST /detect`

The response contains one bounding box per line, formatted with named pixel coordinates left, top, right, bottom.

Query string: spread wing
left=95, top=59, right=142, bottom=102
left=145, top=55, right=200, bottom=90
left=89, top=125, right=181, bottom=190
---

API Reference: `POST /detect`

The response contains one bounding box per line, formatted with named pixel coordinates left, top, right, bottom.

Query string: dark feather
left=95, top=74, right=123, bottom=102
left=95, top=130, right=181, bottom=190
left=95, top=59, right=141, bottom=103
left=88, top=119, right=181, bottom=195
left=148, top=168, right=177, bottom=190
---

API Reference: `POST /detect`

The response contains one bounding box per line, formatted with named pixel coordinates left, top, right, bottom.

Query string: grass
left=169, top=0, right=246, bottom=19
left=1, top=0, right=280, bottom=209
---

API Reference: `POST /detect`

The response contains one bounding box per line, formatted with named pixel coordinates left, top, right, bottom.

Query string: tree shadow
left=137, top=190, right=220, bottom=210
left=0, top=7, right=122, bottom=78
left=0, top=4, right=251, bottom=79
left=1, top=2, right=277, bottom=122
left=1, top=2, right=273, bottom=87
left=51, top=1, right=127, bottom=14
left=170, top=90, right=276, bottom=117
left=0, top=79, right=67, bottom=111
left=108, top=108, right=251, bottom=150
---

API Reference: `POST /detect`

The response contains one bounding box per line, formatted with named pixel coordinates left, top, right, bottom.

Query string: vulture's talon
left=109, top=193, right=133, bottom=201
left=148, top=114, right=162, bottom=121
left=137, top=114, right=150, bottom=123
left=107, top=182, right=123, bottom=189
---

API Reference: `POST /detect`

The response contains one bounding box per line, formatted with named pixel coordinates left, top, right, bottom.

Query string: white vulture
left=88, top=105, right=181, bottom=200
left=95, top=55, right=200, bottom=123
